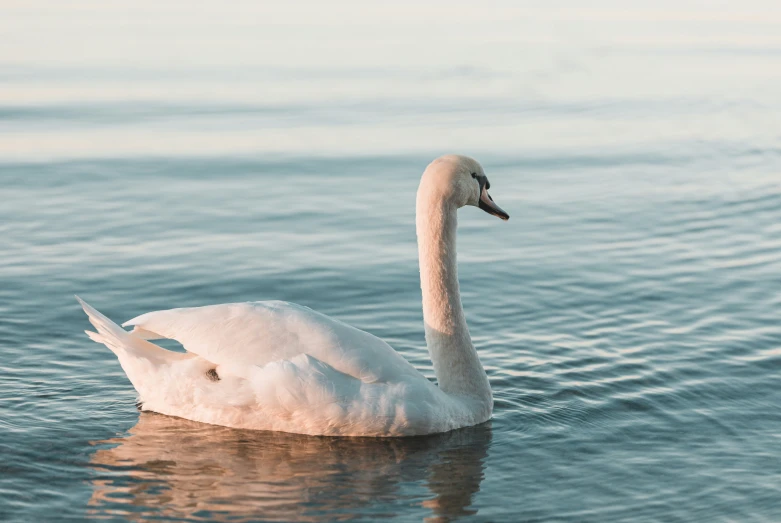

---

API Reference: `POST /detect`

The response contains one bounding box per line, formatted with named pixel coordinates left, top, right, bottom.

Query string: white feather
left=78, top=155, right=501, bottom=436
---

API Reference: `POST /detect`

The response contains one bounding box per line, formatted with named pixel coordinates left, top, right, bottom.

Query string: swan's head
left=420, top=155, right=509, bottom=221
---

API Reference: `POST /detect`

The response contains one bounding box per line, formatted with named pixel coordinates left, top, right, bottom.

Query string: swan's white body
left=80, top=155, right=509, bottom=436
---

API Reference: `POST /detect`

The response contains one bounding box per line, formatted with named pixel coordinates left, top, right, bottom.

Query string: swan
left=78, top=154, right=509, bottom=437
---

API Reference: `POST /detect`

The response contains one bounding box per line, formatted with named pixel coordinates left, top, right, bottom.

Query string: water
left=2, top=1, right=781, bottom=521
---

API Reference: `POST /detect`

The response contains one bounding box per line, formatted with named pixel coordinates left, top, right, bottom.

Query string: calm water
left=2, top=2, right=781, bottom=522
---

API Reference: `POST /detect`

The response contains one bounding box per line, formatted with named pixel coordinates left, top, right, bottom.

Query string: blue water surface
left=2, top=2, right=781, bottom=521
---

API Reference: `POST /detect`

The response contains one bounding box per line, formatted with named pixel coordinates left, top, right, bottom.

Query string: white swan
left=78, top=154, right=509, bottom=437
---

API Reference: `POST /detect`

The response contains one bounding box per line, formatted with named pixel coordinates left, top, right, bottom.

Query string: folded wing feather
left=123, top=301, right=422, bottom=384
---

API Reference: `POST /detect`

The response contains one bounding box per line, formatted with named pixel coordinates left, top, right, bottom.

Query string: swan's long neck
left=416, top=184, right=492, bottom=406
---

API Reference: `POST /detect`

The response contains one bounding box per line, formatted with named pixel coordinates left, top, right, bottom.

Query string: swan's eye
left=471, top=172, right=477, bottom=179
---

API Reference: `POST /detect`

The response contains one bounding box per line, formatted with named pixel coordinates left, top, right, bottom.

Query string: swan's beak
left=479, top=184, right=510, bottom=221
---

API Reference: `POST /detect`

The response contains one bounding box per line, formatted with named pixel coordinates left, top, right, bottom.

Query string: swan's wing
left=123, top=301, right=421, bottom=384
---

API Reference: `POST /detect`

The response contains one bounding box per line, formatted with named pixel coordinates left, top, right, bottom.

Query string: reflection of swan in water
left=88, top=413, right=491, bottom=522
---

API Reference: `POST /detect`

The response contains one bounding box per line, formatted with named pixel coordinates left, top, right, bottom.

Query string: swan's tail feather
left=77, top=296, right=188, bottom=386
left=78, top=296, right=134, bottom=355
left=85, top=329, right=104, bottom=343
